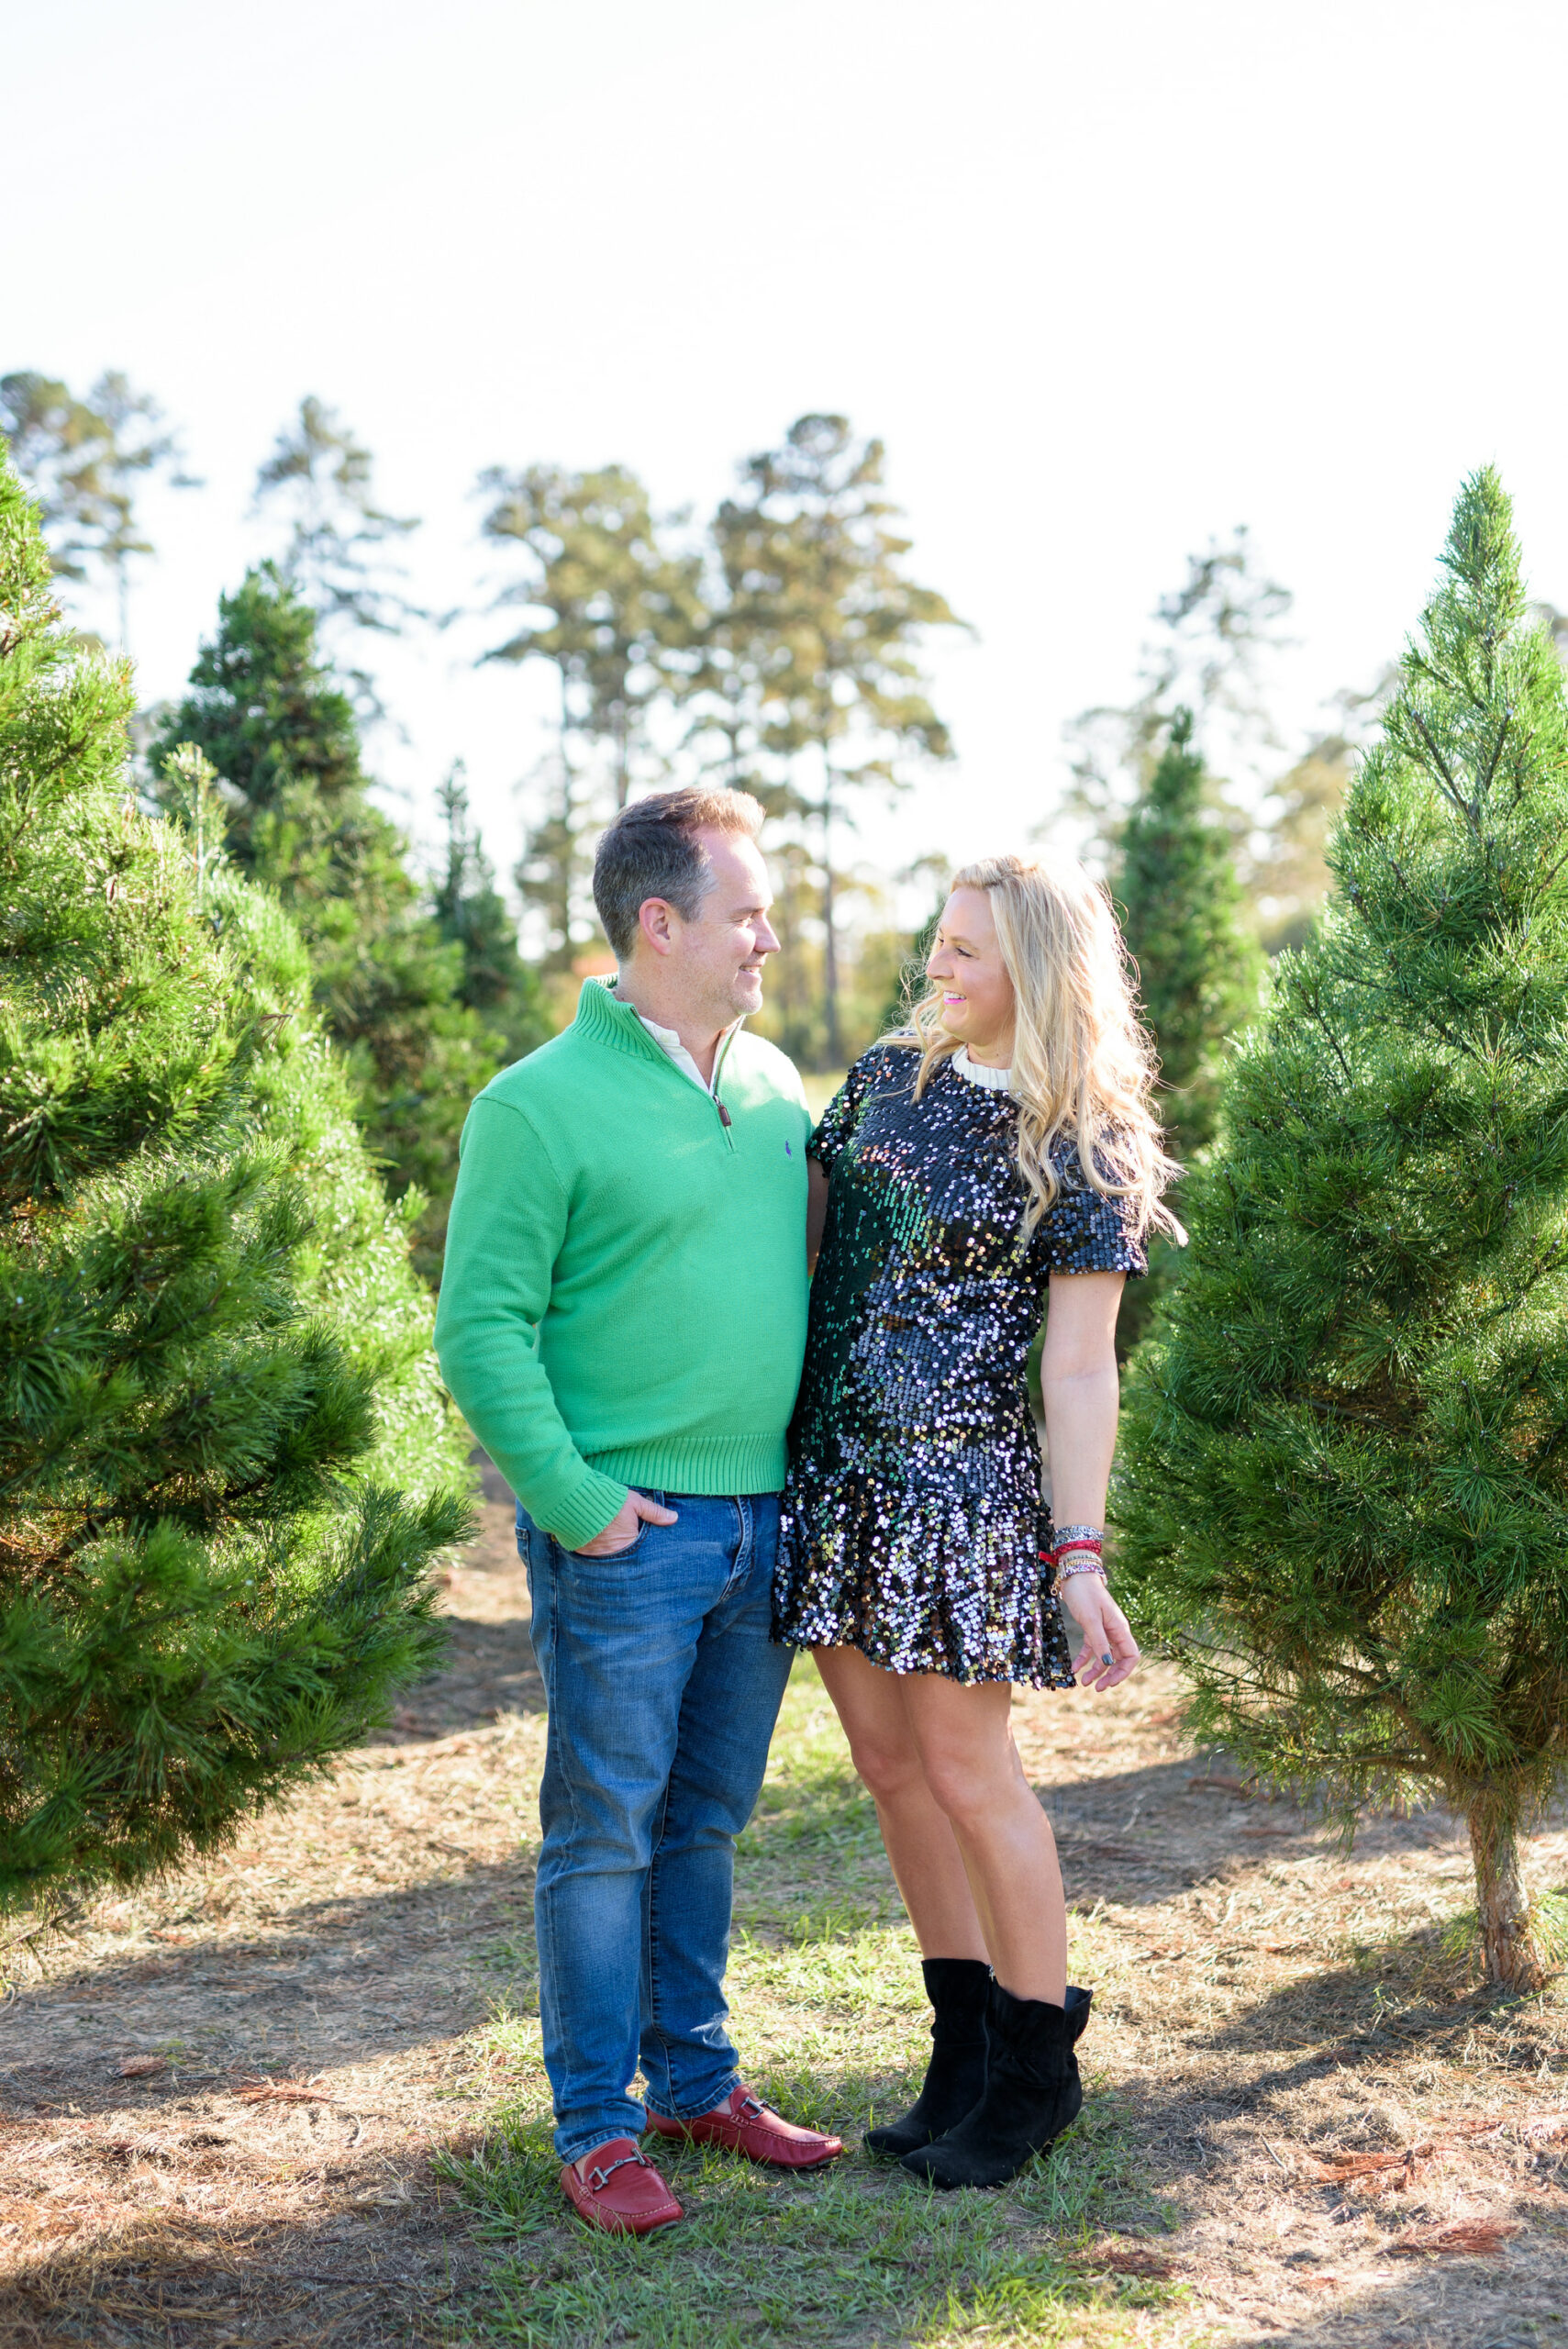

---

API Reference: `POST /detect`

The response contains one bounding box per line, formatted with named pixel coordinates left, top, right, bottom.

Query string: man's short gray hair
left=593, top=786, right=766, bottom=960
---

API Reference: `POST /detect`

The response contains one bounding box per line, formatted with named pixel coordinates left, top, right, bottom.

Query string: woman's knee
left=846, top=1731, right=925, bottom=1805
left=918, top=1742, right=1022, bottom=1829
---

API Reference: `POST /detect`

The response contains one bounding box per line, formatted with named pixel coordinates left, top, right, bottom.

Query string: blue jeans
left=517, top=1491, right=792, bottom=2163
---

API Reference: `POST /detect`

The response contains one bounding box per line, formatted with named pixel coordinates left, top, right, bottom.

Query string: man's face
left=662, top=829, right=780, bottom=1025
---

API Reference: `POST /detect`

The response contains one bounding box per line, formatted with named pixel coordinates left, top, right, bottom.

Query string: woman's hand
left=1057, top=1572, right=1140, bottom=1691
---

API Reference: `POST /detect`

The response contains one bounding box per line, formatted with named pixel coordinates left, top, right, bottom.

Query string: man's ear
left=639, top=896, right=678, bottom=959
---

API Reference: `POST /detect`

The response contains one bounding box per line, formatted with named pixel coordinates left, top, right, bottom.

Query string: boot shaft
left=983, top=1981, right=1092, bottom=2087
left=921, top=1956, right=991, bottom=2052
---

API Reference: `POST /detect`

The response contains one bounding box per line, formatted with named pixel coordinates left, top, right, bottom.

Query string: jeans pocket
left=564, top=1490, right=668, bottom=1566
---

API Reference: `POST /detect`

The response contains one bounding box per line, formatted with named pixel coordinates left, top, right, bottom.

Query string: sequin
left=775, top=1046, right=1148, bottom=1688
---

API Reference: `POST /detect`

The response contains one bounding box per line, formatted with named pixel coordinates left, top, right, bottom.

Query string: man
left=435, top=786, right=840, bottom=2235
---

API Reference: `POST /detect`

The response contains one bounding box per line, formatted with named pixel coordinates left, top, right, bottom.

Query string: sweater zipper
left=712, top=1032, right=737, bottom=1151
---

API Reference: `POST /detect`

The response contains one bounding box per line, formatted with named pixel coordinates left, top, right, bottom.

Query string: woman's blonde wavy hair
left=885, top=852, right=1184, bottom=1243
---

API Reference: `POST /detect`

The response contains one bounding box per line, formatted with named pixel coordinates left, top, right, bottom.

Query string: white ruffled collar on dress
left=950, top=1045, right=1012, bottom=1093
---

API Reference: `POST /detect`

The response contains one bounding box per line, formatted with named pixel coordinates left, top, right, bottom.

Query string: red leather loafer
left=560, top=2137, right=683, bottom=2233
left=645, top=2085, right=843, bottom=2169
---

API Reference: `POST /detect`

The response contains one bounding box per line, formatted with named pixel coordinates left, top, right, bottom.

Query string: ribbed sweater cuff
left=539, top=1469, right=631, bottom=1551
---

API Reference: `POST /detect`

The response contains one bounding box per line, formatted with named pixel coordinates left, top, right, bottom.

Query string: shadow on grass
left=440, top=2095, right=1180, bottom=2349
left=1195, top=1905, right=1568, bottom=2077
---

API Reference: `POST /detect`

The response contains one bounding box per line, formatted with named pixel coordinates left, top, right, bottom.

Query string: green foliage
left=1066, top=531, right=1293, bottom=853
left=432, top=763, right=550, bottom=1064
left=473, top=419, right=963, bottom=1059
left=1112, top=711, right=1263, bottom=1349
left=0, top=369, right=197, bottom=646
left=1115, top=712, right=1262, bottom=1163
left=147, top=565, right=510, bottom=1275
left=0, top=444, right=471, bottom=1918
left=1115, top=472, right=1568, bottom=1976
left=478, top=462, right=703, bottom=979
left=706, top=415, right=964, bottom=1066
left=252, top=395, right=424, bottom=727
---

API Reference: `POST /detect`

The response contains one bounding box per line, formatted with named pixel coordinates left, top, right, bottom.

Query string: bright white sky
left=10, top=0, right=1568, bottom=925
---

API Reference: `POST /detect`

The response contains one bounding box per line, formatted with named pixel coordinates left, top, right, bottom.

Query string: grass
left=446, top=2108, right=1174, bottom=2349
left=17, top=1512, right=1568, bottom=2348
left=1438, top=1885, right=1568, bottom=1969
left=442, top=1663, right=1185, bottom=2348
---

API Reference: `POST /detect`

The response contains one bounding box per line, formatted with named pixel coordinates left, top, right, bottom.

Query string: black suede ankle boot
left=864, top=1957, right=992, bottom=2159
left=899, top=1980, right=1091, bottom=2188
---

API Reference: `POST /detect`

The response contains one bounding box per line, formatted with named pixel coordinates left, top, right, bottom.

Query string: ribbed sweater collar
left=579, top=972, right=746, bottom=1080
left=573, top=974, right=697, bottom=1071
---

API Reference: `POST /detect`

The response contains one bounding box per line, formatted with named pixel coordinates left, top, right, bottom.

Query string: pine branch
left=1407, top=706, right=1478, bottom=830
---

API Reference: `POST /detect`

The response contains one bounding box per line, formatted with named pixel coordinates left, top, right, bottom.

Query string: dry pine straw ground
left=4, top=1483, right=1568, bottom=2349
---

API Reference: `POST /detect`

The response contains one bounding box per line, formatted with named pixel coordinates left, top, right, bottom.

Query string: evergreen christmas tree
left=1112, top=710, right=1262, bottom=1349
left=1116, top=472, right=1568, bottom=1987
left=0, top=447, right=469, bottom=1917
left=148, top=567, right=509, bottom=1276
left=431, top=763, right=550, bottom=1067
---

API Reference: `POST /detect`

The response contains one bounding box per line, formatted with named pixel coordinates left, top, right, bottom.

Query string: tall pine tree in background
left=1112, top=709, right=1263, bottom=1348
left=0, top=369, right=199, bottom=651
left=1116, top=473, right=1568, bottom=1987
left=252, top=395, right=425, bottom=729
left=148, top=566, right=507, bottom=1277
left=432, top=763, right=550, bottom=1064
left=0, top=446, right=469, bottom=1916
left=476, top=462, right=702, bottom=990
left=707, top=415, right=963, bottom=1067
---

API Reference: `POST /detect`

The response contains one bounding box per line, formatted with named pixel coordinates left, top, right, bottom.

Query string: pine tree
left=252, top=395, right=424, bottom=728
left=1115, top=471, right=1568, bottom=1988
left=707, top=415, right=963, bottom=1066
left=431, top=763, right=550, bottom=1064
left=0, top=444, right=470, bottom=1917
left=0, top=369, right=199, bottom=651
left=1065, top=530, right=1294, bottom=853
left=1117, top=711, right=1262, bottom=1164
left=476, top=461, right=702, bottom=985
left=478, top=462, right=702, bottom=815
left=147, top=566, right=505, bottom=1277
left=1112, top=711, right=1262, bottom=1349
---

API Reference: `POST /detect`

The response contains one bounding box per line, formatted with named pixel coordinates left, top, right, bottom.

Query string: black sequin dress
left=775, top=1044, right=1147, bottom=1687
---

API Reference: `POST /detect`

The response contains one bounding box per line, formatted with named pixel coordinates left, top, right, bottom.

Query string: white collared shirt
left=636, top=1009, right=745, bottom=1096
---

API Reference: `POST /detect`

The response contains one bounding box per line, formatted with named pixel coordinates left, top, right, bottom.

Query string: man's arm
left=434, top=1095, right=629, bottom=1550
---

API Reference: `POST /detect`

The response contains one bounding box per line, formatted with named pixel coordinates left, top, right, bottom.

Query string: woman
left=774, top=852, right=1180, bottom=2190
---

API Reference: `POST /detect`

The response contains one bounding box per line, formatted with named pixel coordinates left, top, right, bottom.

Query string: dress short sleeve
left=1040, top=1137, right=1149, bottom=1277
left=808, top=1046, right=903, bottom=1171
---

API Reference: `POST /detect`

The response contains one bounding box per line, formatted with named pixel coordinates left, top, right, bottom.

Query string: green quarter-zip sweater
left=434, top=976, right=812, bottom=1549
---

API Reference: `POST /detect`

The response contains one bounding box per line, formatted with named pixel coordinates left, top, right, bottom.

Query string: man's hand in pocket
left=574, top=1490, right=680, bottom=1556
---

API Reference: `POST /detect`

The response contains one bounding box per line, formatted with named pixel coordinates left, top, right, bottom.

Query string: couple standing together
left=435, top=786, right=1177, bottom=2234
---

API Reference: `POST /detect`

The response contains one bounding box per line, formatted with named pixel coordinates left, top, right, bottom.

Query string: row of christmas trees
left=4, top=429, right=1566, bottom=1994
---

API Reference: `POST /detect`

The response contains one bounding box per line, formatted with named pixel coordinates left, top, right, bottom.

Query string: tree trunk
left=1466, top=1787, right=1544, bottom=1989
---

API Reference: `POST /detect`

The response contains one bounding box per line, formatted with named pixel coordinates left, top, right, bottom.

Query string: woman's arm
left=1040, top=1267, right=1141, bottom=1693
left=806, top=1156, right=830, bottom=1272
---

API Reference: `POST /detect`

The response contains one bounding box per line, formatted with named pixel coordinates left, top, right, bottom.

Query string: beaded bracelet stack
left=1051, top=1523, right=1108, bottom=1588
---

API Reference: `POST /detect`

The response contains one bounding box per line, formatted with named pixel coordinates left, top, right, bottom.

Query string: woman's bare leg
left=899, top=1675, right=1067, bottom=2006
left=813, top=1646, right=986, bottom=1962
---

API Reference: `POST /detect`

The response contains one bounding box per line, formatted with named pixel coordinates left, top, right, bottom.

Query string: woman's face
left=927, top=886, right=1016, bottom=1061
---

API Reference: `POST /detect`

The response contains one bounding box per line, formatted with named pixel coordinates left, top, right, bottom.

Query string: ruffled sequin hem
left=775, top=1467, right=1077, bottom=1690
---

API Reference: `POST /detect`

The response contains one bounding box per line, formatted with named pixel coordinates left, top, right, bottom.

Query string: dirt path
left=5, top=1475, right=1568, bottom=2346
left=1, top=1469, right=539, bottom=2347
